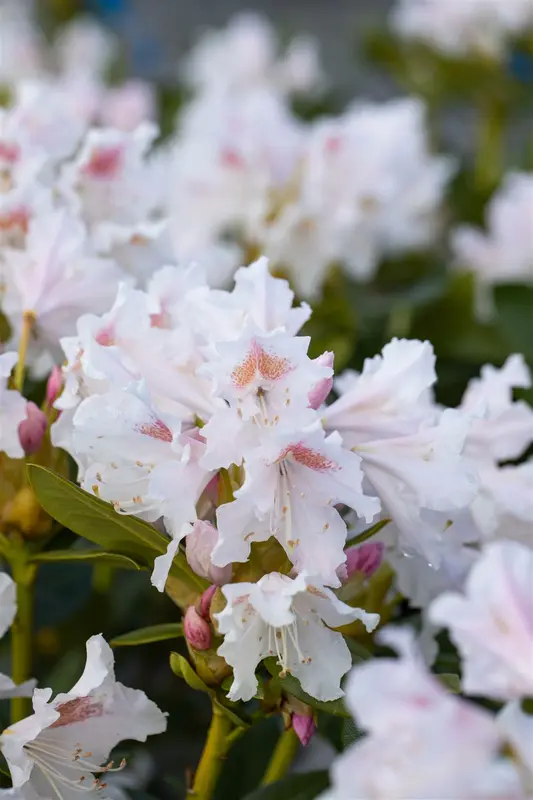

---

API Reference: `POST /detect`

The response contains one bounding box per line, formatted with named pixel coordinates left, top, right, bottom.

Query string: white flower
left=498, top=701, right=533, bottom=780
left=181, top=12, right=322, bottom=97
left=200, top=326, right=329, bottom=468
left=355, top=409, right=478, bottom=565
left=61, top=123, right=162, bottom=230
left=0, top=352, right=27, bottom=459
left=452, top=173, right=533, bottom=317
left=321, top=626, right=522, bottom=800
left=471, top=459, right=533, bottom=543
left=430, top=540, right=533, bottom=700
left=0, top=634, right=166, bottom=797
left=216, top=572, right=379, bottom=702
left=263, top=99, right=453, bottom=297
left=391, top=0, right=533, bottom=59
left=460, top=353, right=533, bottom=463
left=323, top=338, right=437, bottom=446
left=2, top=210, right=122, bottom=361
left=213, top=424, right=379, bottom=586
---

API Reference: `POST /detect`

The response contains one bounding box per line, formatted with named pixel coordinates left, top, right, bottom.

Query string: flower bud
left=199, top=585, right=217, bottom=620
left=46, top=366, right=63, bottom=407
left=292, top=713, right=316, bottom=747
left=184, top=606, right=212, bottom=651
left=344, top=541, right=384, bottom=581
left=18, top=402, right=47, bottom=455
left=186, top=521, right=232, bottom=585
left=308, top=351, right=334, bottom=409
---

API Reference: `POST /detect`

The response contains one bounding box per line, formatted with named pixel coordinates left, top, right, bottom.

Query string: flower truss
left=0, top=3, right=533, bottom=799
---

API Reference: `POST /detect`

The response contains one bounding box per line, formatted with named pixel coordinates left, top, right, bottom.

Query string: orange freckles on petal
left=285, top=442, right=339, bottom=473
left=231, top=348, right=257, bottom=389
left=137, top=419, right=173, bottom=442
left=256, top=344, right=292, bottom=382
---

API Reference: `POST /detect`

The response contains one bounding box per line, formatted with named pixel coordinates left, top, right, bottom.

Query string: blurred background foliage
left=1, top=0, right=531, bottom=797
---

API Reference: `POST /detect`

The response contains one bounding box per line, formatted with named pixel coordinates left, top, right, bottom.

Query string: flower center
left=24, top=735, right=126, bottom=798
left=267, top=619, right=310, bottom=677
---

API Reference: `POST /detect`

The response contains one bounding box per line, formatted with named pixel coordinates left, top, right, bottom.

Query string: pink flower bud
left=18, top=402, right=47, bottom=455
left=46, top=366, right=63, bottom=407
left=343, top=541, right=384, bottom=581
left=186, top=521, right=232, bottom=585
left=184, top=606, right=212, bottom=651
left=308, top=351, right=334, bottom=409
left=199, top=585, right=217, bottom=620
left=292, top=713, right=315, bottom=747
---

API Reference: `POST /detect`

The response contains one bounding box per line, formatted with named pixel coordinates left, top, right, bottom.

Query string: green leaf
left=242, top=771, right=329, bottom=800
left=345, top=518, right=391, bottom=548
left=264, top=659, right=350, bottom=718
left=31, top=549, right=142, bottom=570
left=494, top=283, right=533, bottom=360
left=27, top=465, right=203, bottom=592
left=111, top=623, right=184, bottom=647
left=438, top=673, right=461, bottom=693
left=342, top=717, right=363, bottom=749
left=170, top=652, right=212, bottom=694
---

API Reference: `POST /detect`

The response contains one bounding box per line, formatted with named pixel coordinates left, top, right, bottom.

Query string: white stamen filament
left=269, top=620, right=308, bottom=676
left=25, top=737, right=126, bottom=798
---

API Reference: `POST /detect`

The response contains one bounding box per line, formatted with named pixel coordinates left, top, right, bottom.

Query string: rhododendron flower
left=355, top=409, right=478, bottom=565
left=453, top=174, right=533, bottom=317
left=216, top=572, right=379, bottom=702
left=0, top=353, right=27, bottom=458
left=460, top=354, right=533, bottom=462
left=323, top=338, right=437, bottom=446
left=201, top=327, right=330, bottom=468
left=2, top=210, right=122, bottom=360
left=0, top=635, right=166, bottom=797
left=321, top=626, right=522, bottom=800
left=430, top=540, right=533, bottom=700
left=213, top=424, right=379, bottom=585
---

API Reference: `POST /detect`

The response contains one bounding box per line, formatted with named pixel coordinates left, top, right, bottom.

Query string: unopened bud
left=184, top=606, right=212, bottom=651
left=308, top=351, right=334, bottom=409
left=186, top=521, right=232, bottom=585
left=18, top=402, right=47, bottom=455
left=198, top=585, right=217, bottom=620
left=292, top=713, right=315, bottom=746
left=343, top=542, right=384, bottom=581
left=46, top=366, right=63, bottom=407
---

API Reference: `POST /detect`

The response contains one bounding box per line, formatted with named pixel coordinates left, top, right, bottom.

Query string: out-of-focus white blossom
left=392, top=0, right=533, bottom=59
left=430, top=540, right=533, bottom=700
left=0, top=573, right=36, bottom=700
left=452, top=173, right=533, bottom=318
left=181, top=12, right=323, bottom=97
left=321, top=627, right=523, bottom=800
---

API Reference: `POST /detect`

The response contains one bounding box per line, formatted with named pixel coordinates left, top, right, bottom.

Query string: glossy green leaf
left=31, top=549, right=142, bottom=570
left=242, top=770, right=329, bottom=800
left=27, top=465, right=203, bottom=591
left=111, top=623, right=184, bottom=647
left=264, top=659, right=350, bottom=718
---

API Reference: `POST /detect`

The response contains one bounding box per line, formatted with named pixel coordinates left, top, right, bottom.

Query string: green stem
left=10, top=561, right=36, bottom=723
left=262, top=727, right=299, bottom=786
left=13, top=311, right=34, bottom=393
left=188, top=703, right=233, bottom=799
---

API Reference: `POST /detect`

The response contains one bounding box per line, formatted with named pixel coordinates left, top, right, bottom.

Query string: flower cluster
left=1, top=3, right=533, bottom=798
